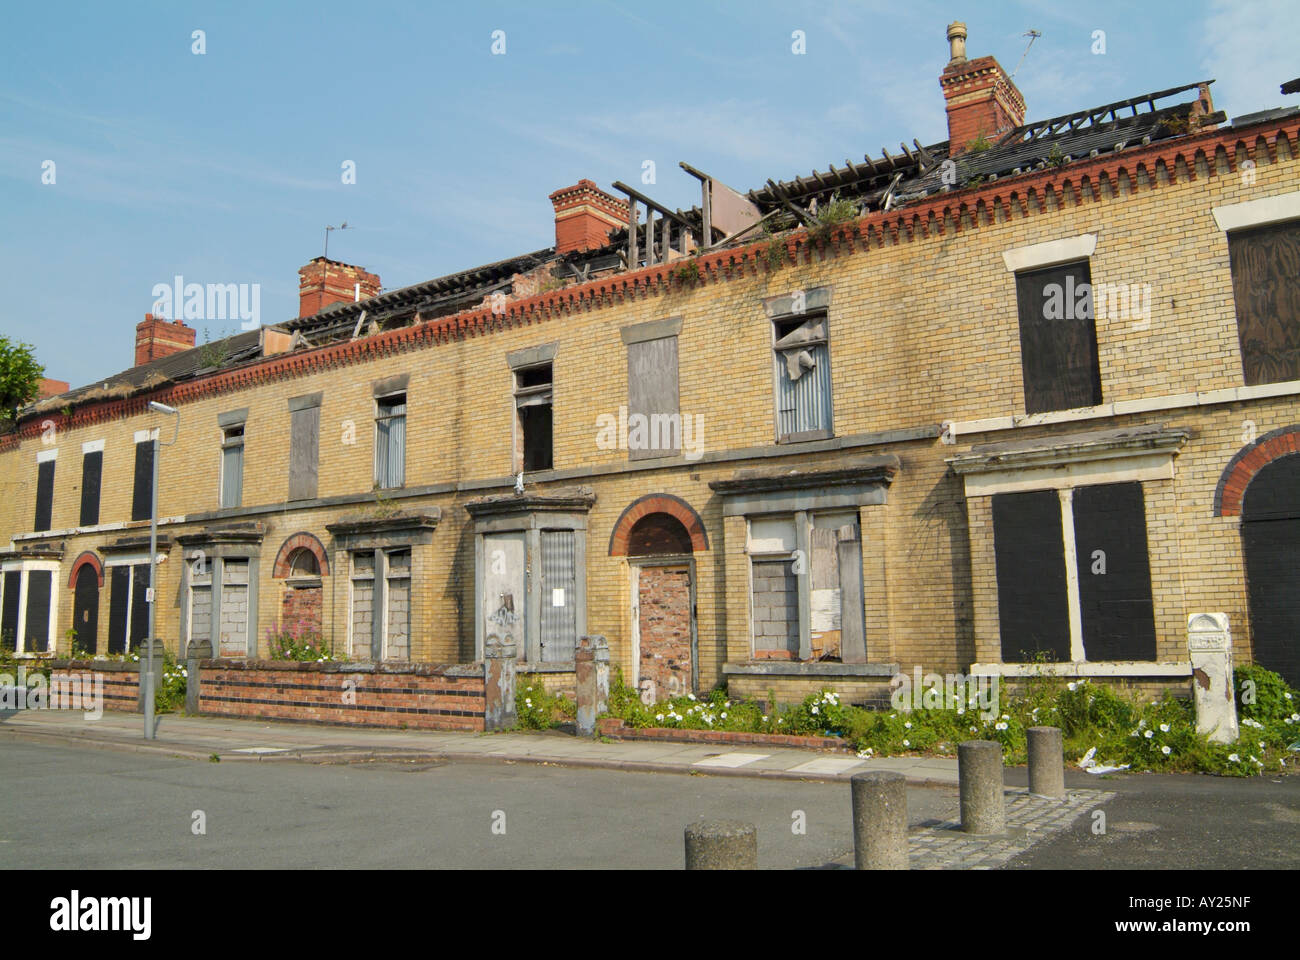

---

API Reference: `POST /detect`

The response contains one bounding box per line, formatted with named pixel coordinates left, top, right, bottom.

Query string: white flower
left=1260, top=742, right=1266, bottom=749
left=810, top=706, right=819, bottom=715
left=1286, top=692, right=1293, bottom=700
left=761, top=715, right=768, bottom=722
left=904, top=721, right=912, bottom=729
left=970, top=726, right=978, bottom=733
left=1001, top=714, right=1009, bottom=720
left=995, top=722, right=1008, bottom=731
left=1144, top=730, right=1154, bottom=739
left=1161, top=746, right=1171, bottom=755
left=1159, top=723, right=1170, bottom=733
left=957, top=707, right=965, bottom=715
left=687, top=693, right=696, bottom=701
left=720, top=712, right=728, bottom=719
left=1292, top=713, right=1299, bottom=721
left=1067, top=682, right=1077, bottom=691
left=656, top=714, right=664, bottom=721
left=902, top=739, right=910, bottom=747
left=524, top=698, right=532, bottom=706
left=1228, top=753, right=1240, bottom=762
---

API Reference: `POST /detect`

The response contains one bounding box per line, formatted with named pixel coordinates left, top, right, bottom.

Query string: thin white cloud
left=1201, top=0, right=1294, bottom=118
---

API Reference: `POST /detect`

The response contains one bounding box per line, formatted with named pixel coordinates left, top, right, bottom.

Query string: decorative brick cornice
left=5, top=116, right=1298, bottom=454
left=1214, top=424, right=1300, bottom=517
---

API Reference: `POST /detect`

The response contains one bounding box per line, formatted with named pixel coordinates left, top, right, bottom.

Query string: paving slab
left=0, top=709, right=961, bottom=785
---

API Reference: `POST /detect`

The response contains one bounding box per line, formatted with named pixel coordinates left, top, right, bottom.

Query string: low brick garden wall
left=41, top=659, right=142, bottom=713
left=197, top=659, right=486, bottom=732
left=596, top=717, right=852, bottom=752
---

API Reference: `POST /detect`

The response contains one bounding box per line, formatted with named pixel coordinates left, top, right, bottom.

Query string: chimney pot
left=947, top=21, right=968, bottom=64
left=940, top=24, right=1026, bottom=154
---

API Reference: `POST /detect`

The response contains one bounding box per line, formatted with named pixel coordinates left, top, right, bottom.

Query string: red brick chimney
left=940, top=22, right=1026, bottom=154
left=298, top=258, right=382, bottom=319
left=548, top=180, right=629, bottom=254
left=135, top=314, right=197, bottom=367
left=37, top=378, right=70, bottom=400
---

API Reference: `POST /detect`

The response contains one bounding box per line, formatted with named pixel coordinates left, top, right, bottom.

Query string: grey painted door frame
left=628, top=552, right=698, bottom=697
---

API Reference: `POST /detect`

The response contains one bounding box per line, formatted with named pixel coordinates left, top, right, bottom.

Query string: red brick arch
left=608, top=494, right=709, bottom=556
left=1214, top=425, right=1300, bottom=517
left=67, top=551, right=103, bottom=589
left=272, top=532, right=331, bottom=578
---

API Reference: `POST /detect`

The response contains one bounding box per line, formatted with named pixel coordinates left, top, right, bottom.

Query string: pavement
left=6, top=709, right=1292, bottom=870
left=0, top=707, right=966, bottom=785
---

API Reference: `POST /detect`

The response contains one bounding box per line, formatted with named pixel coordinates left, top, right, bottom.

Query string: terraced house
left=3, top=24, right=1299, bottom=719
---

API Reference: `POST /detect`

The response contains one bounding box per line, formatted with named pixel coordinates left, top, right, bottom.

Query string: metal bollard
left=684, top=820, right=757, bottom=870
left=1026, top=726, right=1066, bottom=799
left=850, top=771, right=909, bottom=870
left=958, top=740, right=1005, bottom=834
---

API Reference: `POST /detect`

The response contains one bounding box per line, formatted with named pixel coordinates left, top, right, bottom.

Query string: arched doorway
left=71, top=562, right=100, bottom=656
left=627, top=512, right=697, bottom=701
left=1242, top=454, right=1300, bottom=686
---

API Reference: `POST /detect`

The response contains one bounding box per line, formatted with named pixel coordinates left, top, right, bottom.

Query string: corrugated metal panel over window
left=375, top=397, right=406, bottom=489
left=540, top=530, right=576, bottom=663
left=221, top=440, right=243, bottom=509
left=776, top=341, right=831, bottom=437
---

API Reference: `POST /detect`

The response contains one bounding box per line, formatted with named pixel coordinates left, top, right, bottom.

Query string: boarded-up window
left=132, top=440, right=154, bottom=521
left=374, top=394, right=406, bottom=489
left=34, top=459, right=54, bottom=532
left=350, top=551, right=376, bottom=660
left=516, top=364, right=553, bottom=472
left=1, top=571, right=20, bottom=650
left=80, top=450, right=102, bottom=526
left=385, top=549, right=411, bottom=660
left=1015, top=260, right=1103, bottom=414
left=540, top=530, right=576, bottom=662
left=751, top=559, right=799, bottom=656
left=131, top=564, right=150, bottom=650
left=218, top=559, right=249, bottom=657
left=992, top=490, right=1072, bottom=662
left=809, top=514, right=863, bottom=662
left=773, top=315, right=832, bottom=440
left=627, top=337, right=680, bottom=459
left=108, top=563, right=150, bottom=654
left=221, top=425, right=244, bottom=509
left=24, top=570, right=52, bottom=652
left=1073, top=482, right=1157, bottom=661
left=288, top=404, right=320, bottom=501
left=107, top=566, right=130, bottom=655
left=189, top=565, right=212, bottom=647
left=1227, top=219, right=1300, bottom=385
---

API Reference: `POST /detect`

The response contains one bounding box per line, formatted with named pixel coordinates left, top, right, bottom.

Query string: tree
left=0, top=336, right=44, bottom=426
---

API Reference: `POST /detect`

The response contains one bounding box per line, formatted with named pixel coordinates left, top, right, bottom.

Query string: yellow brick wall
left=1, top=129, right=1296, bottom=705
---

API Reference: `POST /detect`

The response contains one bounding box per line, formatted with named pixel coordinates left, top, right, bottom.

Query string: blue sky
left=1, top=0, right=1294, bottom=388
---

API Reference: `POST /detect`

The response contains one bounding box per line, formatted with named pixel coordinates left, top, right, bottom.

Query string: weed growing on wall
left=264, top=621, right=334, bottom=662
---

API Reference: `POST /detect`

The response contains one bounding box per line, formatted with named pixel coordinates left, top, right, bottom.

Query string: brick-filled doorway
left=627, top=512, right=697, bottom=701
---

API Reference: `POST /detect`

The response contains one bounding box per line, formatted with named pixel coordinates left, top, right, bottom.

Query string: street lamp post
left=144, top=401, right=180, bottom=740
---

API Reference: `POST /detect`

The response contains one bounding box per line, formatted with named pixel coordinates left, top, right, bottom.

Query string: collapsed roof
left=21, top=61, right=1300, bottom=426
